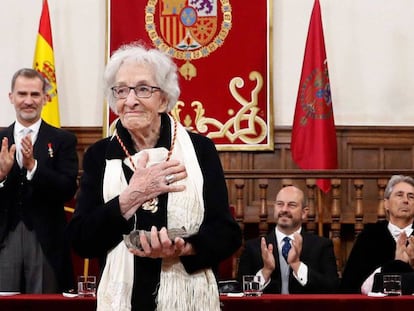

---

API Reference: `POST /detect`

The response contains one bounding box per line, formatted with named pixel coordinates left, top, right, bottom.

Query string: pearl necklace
left=115, top=118, right=177, bottom=213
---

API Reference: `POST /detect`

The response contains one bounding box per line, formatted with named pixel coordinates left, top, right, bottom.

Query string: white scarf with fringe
left=97, top=117, right=220, bottom=311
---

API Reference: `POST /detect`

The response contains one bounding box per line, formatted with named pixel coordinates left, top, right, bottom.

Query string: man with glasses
left=341, top=175, right=414, bottom=294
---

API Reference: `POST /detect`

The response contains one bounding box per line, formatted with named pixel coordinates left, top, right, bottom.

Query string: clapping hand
left=261, top=237, right=275, bottom=282
left=395, top=231, right=414, bottom=268
left=0, top=137, right=15, bottom=180
left=288, top=233, right=303, bottom=273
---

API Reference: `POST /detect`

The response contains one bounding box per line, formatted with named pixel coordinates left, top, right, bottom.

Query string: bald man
left=237, top=186, right=339, bottom=294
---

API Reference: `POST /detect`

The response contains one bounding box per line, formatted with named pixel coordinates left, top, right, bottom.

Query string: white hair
left=104, top=43, right=180, bottom=114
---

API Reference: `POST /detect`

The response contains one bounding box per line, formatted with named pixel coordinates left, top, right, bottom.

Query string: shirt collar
left=388, top=222, right=413, bottom=239
left=14, top=119, right=42, bottom=136
left=275, top=227, right=301, bottom=246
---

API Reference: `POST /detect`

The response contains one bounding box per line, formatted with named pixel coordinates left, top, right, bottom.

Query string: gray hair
left=384, top=175, right=414, bottom=199
left=11, top=68, right=47, bottom=93
left=104, top=42, right=180, bottom=114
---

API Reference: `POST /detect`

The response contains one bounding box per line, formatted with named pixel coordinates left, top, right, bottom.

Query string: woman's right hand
left=119, top=151, right=187, bottom=219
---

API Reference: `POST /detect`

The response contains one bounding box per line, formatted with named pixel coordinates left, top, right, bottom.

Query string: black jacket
left=341, top=220, right=414, bottom=293
left=238, top=230, right=339, bottom=293
left=0, top=120, right=78, bottom=291
left=67, top=114, right=242, bottom=310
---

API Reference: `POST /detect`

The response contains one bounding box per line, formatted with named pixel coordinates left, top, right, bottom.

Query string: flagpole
left=83, top=259, right=89, bottom=278
left=317, top=189, right=323, bottom=236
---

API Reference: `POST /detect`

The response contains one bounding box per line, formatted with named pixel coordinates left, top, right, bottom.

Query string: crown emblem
left=34, top=60, right=57, bottom=100
left=146, top=0, right=232, bottom=80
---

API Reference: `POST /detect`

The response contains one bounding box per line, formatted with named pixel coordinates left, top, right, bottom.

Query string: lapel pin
left=48, top=143, right=54, bottom=158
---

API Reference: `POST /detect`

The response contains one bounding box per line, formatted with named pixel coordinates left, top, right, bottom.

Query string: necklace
left=115, top=118, right=177, bottom=213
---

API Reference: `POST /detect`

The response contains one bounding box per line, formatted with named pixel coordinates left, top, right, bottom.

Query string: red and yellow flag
left=33, top=0, right=60, bottom=127
left=291, top=0, right=338, bottom=193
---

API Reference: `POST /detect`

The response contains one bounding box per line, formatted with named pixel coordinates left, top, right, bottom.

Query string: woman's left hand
left=128, top=226, right=195, bottom=258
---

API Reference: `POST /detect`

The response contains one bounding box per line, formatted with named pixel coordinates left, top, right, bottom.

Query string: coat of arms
left=146, top=0, right=232, bottom=80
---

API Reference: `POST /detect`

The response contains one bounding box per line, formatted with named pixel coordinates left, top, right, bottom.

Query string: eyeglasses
left=111, top=85, right=161, bottom=99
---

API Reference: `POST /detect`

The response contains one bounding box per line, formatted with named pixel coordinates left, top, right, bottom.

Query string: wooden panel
left=350, top=148, right=380, bottom=169
left=65, top=125, right=414, bottom=227
left=64, top=125, right=414, bottom=275
left=384, top=148, right=412, bottom=169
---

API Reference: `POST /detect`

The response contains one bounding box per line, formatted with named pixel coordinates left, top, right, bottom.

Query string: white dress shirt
left=258, top=227, right=308, bottom=291
left=0, top=120, right=41, bottom=188
left=360, top=222, right=413, bottom=294
left=14, top=119, right=41, bottom=179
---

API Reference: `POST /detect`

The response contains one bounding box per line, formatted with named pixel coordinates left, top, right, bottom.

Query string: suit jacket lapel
left=5, top=123, right=15, bottom=144
left=33, top=121, right=53, bottom=161
left=4, top=123, right=20, bottom=170
left=267, top=231, right=283, bottom=292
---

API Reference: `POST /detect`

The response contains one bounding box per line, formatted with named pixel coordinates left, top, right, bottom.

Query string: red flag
left=291, top=0, right=337, bottom=193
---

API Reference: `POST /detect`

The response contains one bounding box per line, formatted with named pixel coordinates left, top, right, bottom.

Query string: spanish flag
left=33, top=0, right=60, bottom=128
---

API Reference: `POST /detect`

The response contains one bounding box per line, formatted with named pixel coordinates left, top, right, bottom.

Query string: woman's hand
left=128, top=226, right=195, bottom=258
left=119, top=151, right=187, bottom=219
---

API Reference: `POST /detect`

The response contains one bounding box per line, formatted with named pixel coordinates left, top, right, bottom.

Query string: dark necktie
left=282, top=236, right=291, bottom=261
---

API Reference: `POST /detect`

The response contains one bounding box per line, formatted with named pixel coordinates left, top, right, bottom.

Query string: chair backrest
left=217, top=205, right=240, bottom=280
left=64, top=206, right=100, bottom=282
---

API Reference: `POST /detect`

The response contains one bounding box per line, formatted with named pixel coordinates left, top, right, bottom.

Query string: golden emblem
left=145, top=0, right=232, bottom=80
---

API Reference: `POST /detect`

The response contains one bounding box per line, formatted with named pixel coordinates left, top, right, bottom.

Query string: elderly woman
left=67, top=43, right=242, bottom=311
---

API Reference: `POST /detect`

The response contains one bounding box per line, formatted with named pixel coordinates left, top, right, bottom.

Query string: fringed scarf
left=97, top=116, right=220, bottom=311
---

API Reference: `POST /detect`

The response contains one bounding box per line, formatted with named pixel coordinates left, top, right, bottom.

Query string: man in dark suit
left=238, top=185, right=339, bottom=293
left=0, top=68, right=78, bottom=293
left=340, top=175, right=414, bottom=294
